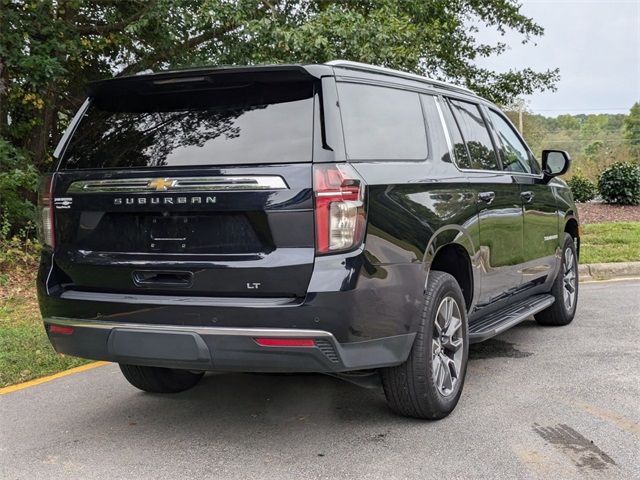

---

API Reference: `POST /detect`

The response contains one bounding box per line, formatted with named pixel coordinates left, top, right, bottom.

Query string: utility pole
left=518, top=102, right=524, bottom=135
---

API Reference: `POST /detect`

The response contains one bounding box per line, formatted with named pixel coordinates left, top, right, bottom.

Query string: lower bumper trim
left=45, top=317, right=332, bottom=338
left=43, top=317, right=415, bottom=373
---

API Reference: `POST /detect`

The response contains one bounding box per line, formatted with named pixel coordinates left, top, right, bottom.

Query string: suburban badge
left=113, top=196, right=216, bottom=205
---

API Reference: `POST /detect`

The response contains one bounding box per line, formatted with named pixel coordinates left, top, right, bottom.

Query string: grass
left=580, top=222, right=640, bottom=264
left=0, top=269, right=89, bottom=388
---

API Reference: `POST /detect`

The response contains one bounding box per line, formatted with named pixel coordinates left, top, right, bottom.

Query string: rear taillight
left=313, top=164, right=366, bottom=254
left=37, top=174, right=55, bottom=248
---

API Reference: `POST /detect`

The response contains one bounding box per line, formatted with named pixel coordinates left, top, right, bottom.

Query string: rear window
left=60, top=81, right=314, bottom=169
left=337, top=82, right=428, bottom=161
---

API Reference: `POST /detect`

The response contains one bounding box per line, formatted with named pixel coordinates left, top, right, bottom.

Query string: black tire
left=381, top=271, right=469, bottom=420
left=535, top=233, right=578, bottom=326
left=119, top=364, right=204, bottom=393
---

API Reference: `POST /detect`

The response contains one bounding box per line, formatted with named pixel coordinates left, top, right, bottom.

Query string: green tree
left=624, top=102, right=640, bottom=160
left=1, top=0, right=560, bottom=169
left=555, top=114, right=580, bottom=132
left=1, top=0, right=561, bottom=234
left=505, top=107, right=636, bottom=180
left=584, top=140, right=604, bottom=158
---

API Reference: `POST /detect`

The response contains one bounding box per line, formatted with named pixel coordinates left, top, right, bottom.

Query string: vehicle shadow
left=80, top=370, right=426, bottom=451
left=77, top=328, right=536, bottom=446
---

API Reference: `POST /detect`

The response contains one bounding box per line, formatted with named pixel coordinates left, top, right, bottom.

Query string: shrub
left=598, top=162, right=640, bottom=205
left=567, top=172, right=597, bottom=203
left=0, top=139, right=39, bottom=236
left=0, top=218, right=40, bottom=271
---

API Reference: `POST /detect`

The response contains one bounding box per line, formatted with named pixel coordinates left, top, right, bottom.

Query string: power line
left=530, top=107, right=632, bottom=112
left=542, top=140, right=626, bottom=143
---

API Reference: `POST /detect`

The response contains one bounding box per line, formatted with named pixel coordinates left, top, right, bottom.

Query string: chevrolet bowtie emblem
left=147, top=178, right=176, bottom=191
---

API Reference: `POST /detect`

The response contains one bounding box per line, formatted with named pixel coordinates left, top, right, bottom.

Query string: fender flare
left=422, top=224, right=481, bottom=312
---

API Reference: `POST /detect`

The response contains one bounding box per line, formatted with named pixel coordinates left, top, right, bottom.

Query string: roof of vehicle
left=325, top=60, right=475, bottom=96
left=87, top=61, right=477, bottom=99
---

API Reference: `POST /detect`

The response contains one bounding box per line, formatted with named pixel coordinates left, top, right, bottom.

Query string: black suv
left=37, top=61, right=580, bottom=419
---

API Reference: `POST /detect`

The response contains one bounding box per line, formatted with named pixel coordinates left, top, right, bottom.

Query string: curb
left=579, top=261, right=640, bottom=282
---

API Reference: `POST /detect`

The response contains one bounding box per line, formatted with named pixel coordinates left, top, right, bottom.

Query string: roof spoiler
left=87, top=65, right=319, bottom=97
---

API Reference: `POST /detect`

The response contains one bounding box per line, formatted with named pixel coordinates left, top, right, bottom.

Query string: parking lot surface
left=1, top=280, right=639, bottom=479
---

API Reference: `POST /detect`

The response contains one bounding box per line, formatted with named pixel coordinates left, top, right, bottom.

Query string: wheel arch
left=564, top=213, right=580, bottom=259
left=423, top=226, right=479, bottom=313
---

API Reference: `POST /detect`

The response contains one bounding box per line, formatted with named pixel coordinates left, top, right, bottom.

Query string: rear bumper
left=44, top=317, right=415, bottom=373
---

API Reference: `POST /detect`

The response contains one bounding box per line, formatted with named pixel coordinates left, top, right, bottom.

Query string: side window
left=448, top=99, right=500, bottom=171
left=337, top=82, right=428, bottom=161
left=488, top=110, right=533, bottom=174
left=421, top=95, right=452, bottom=165
left=439, top=98, right=472, bottom=167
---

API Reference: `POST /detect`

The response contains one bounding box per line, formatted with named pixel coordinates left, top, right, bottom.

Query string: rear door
left=51, top=69, right=319, bottom=298
left=485, top=108, right=560, bottom=285
left=441, top=97, right=524, bottom=305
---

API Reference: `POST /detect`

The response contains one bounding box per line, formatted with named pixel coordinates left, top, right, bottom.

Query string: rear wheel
left=381, top=271, right=469, bottom=419
left=535, top=233, right=578, bottom=326
left=119, top=364, right=204, bottom=393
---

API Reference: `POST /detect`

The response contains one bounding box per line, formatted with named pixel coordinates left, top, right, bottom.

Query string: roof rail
left=325, top=60, right=474, bottom=95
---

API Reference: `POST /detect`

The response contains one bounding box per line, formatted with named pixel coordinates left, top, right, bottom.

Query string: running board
left=469, top=294, right=555, bottom=343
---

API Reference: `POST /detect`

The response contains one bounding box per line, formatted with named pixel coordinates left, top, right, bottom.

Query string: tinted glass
left=337, top=83, right=428, bottom=161
left=448, top=99, right=499, bottom=170
left=440, top=99, right=472, bottom=167
left=60, top=82, right=314, bottom=169
left=421, top=95, right=451, bottom=164
left=488, top=110, right=532, bottom=173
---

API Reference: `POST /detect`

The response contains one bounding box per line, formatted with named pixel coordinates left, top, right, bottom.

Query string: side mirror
left=542, top=150, right=571, bottom=181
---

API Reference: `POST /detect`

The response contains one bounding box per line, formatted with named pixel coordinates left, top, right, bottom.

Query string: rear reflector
left=48, top=324, right=74, bottom=335
left=254, top=338, right=316, bottom=347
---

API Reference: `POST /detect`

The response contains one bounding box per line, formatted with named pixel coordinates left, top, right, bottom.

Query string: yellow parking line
left=0, top=361, right=110, bottom=395
left=574, top=401, right=640, bottom=436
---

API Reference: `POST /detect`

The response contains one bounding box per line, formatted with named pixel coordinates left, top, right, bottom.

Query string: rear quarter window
left=337, top=82, right=428, bottom=161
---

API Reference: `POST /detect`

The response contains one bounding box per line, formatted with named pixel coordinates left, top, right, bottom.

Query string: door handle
left=478, top=191, right=495, bottom=204
left=520, top=191, right=535, bottom=203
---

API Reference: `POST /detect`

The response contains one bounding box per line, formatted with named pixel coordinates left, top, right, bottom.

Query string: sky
left=474, top=0, right=640, bottom=116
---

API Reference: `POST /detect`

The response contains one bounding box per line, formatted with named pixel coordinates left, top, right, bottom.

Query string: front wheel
left=119, top=364, right=204, bottom=393
left=535, top=233, right=578, bottom=326
left=381, top=271, right=469, bottom=419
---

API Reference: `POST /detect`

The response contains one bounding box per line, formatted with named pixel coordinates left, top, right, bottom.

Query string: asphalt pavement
left=1, top=280, right=639, bottom=480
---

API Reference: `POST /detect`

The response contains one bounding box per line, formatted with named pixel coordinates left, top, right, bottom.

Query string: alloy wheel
left=563, top=247, right=577, bottom=311
left=432, top=296, right=464, bottom=397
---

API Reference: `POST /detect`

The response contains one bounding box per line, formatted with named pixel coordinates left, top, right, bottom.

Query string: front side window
left=448, top=99, right=499, bottom=170
left=488, top=110, right=534, bottom=174
left=337, top=82, right=428, bottom=161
